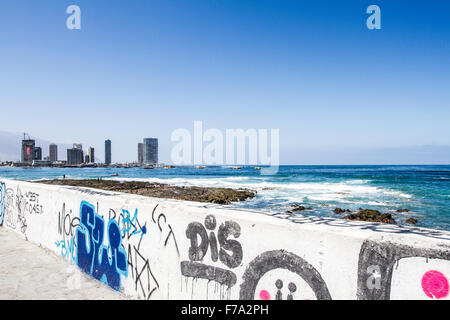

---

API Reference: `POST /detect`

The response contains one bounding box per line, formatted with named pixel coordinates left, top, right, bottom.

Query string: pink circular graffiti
left=421, top=270, right=449, bottom=299
left=259, top=290, right=271, bottom=300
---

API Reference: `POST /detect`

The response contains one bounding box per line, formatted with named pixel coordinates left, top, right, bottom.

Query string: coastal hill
left=0, top=130, right=74, bottom=162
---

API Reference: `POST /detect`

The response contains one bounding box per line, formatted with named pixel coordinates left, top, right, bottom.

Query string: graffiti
left=15, top=187, right=28, bottom=233
left=76, top=201, right=128, bottom=291
left=4, top=188, right=16, bottom=229
left=0, top=182, right=5, bottom=226
left=115, top=207, right=159, bottom=299
left=366, top=265, right=381, bottom=290
left=421, top=270, right=449, bottom=299
left=16, top=188, right=43, bottom=216
left=108, top=204, right=177, bottom=299
left=356, top=240, right=450, bottom=300
left=126, top=242, right=160, bottom=300
left=58, top=203, right=80, bottom=238
left=272, top=279, right=296, bottom=300
left=22, top=191, right=44, bottom=215
left=121, top=208, right=146, bottom=239
left=55, top=237, right=76, bottom=262
left=1, top=186, right=45, bottom=233
left=239, top=250, right=332, bottom=300
left=151, top=204, right=180, bottom=256
left=181, top=215, right=242, bottom=290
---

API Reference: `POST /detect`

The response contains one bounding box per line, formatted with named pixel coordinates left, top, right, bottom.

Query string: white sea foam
left=109, top=176, right=413, bottom=205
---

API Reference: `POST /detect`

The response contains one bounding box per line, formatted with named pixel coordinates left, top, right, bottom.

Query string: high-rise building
left=67, top=148, right=83, bottom=165
left=33, top=147, right=42, bottom=161
left=87, top=147, right=95, bottom=163
left=138, top=143, right=143, bottom=164
left=143, top=138, right=158, bottom=165
left=105, top=139, right=111, bottom=165
left=49, top=144, right=58, bottom=162
left=21, top=139, right=35, bottom=164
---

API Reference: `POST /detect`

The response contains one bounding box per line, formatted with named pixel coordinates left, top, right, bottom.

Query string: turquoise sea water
left=1, top=165, right=449, bottom=231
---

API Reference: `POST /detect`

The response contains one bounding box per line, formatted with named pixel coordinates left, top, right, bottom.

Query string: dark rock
left=333, top=208, right=351, bottom=214
left=286, top=204, right=313, bottom=213
left=396, top=209, right=411, bottom=213
left=405, top=218, right=418, bottom=225
left=344, top=209, right=396, bottom=224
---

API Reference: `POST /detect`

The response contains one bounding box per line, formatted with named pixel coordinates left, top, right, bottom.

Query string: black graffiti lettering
left=356, top=240, right=450, bottom=300
left=180, top=261, right=237, bottom=287
left=108, top=208, right=117, bottom=221
left=181, top=215, right=243, bottom=293
left=163, top=225, right=180, bottom=257
left=275, top=279, right=283, bottom=300
left=57, top=203, right=79, bottom=239
left=186, top=222, right=209, bottom=261
left=209, top=231, right=219, bottom=263
left=218, top=220, right=242, bottom=268
left=4, top=188, right=16, bottom=229
left=205, top=215, right=218, bottom=262
left=151, top=204, right=159, bottom=223
left=239, top=250, right=332, bottom=300
left=127, top=243, right=159, bottom=300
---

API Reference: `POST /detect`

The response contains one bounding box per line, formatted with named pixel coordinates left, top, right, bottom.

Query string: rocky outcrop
left=286, top=204, right=313, bottom=213
left=37, top=179, right=256, bottom=205
left=396, top=209, right=411, bottom=213
left=344, top=209, right=395, bottom=224
left=333, top=208, right=351, bottom=214
left=405, top=218, right=418, bottom=225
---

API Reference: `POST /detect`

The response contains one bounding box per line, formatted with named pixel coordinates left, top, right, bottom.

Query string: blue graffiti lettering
left=55, top=238, right=76, bottom=263
left=76, top=201, right=127, bottom=291
left=122, top=208, right=146, bottom=239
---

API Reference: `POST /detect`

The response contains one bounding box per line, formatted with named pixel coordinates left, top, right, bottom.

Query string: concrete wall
left=0, top=178, right=449, bottom=300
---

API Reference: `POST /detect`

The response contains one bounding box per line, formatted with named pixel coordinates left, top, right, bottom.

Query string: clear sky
left=0, top=0, right=449, bottom=164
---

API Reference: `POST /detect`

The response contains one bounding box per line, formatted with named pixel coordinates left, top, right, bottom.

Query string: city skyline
left=2, top=129, right=449, bottom=165
left=9, top=134, right=160, bottom=166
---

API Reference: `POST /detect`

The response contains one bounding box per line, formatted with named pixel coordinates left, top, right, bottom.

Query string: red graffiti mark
left=259, top=289, right=271, bottom=300
left=421, top=270, right=449, bottom=299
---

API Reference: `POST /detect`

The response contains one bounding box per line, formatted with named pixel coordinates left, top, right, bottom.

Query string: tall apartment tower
left=87, top=147, right=95, bottom=163
left=49, top=144, right=58, bottom=162
left=143, top=138, right=158, bottom=165
left=33, top=147, right=42, bottom=161
left=138, top=143, right=144, bottom=164
left=21, top=139, right=35, bottom=164
left=105, top=139, right=111, bottom=165
left=67, top=148, right=83, bottom=165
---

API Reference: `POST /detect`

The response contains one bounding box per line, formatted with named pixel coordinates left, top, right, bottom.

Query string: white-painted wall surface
left=0, top=179, right=449, bottom=300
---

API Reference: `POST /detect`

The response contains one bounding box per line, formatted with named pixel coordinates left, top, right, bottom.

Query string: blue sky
left=0, top=0, right=449, bottom=164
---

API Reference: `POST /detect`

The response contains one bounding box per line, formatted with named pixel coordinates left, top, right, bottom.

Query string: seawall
left=0, top=178, right=449, bottom=300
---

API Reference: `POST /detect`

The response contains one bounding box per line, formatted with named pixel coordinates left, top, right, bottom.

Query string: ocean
left=1, top=165, right=449, bottom=231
